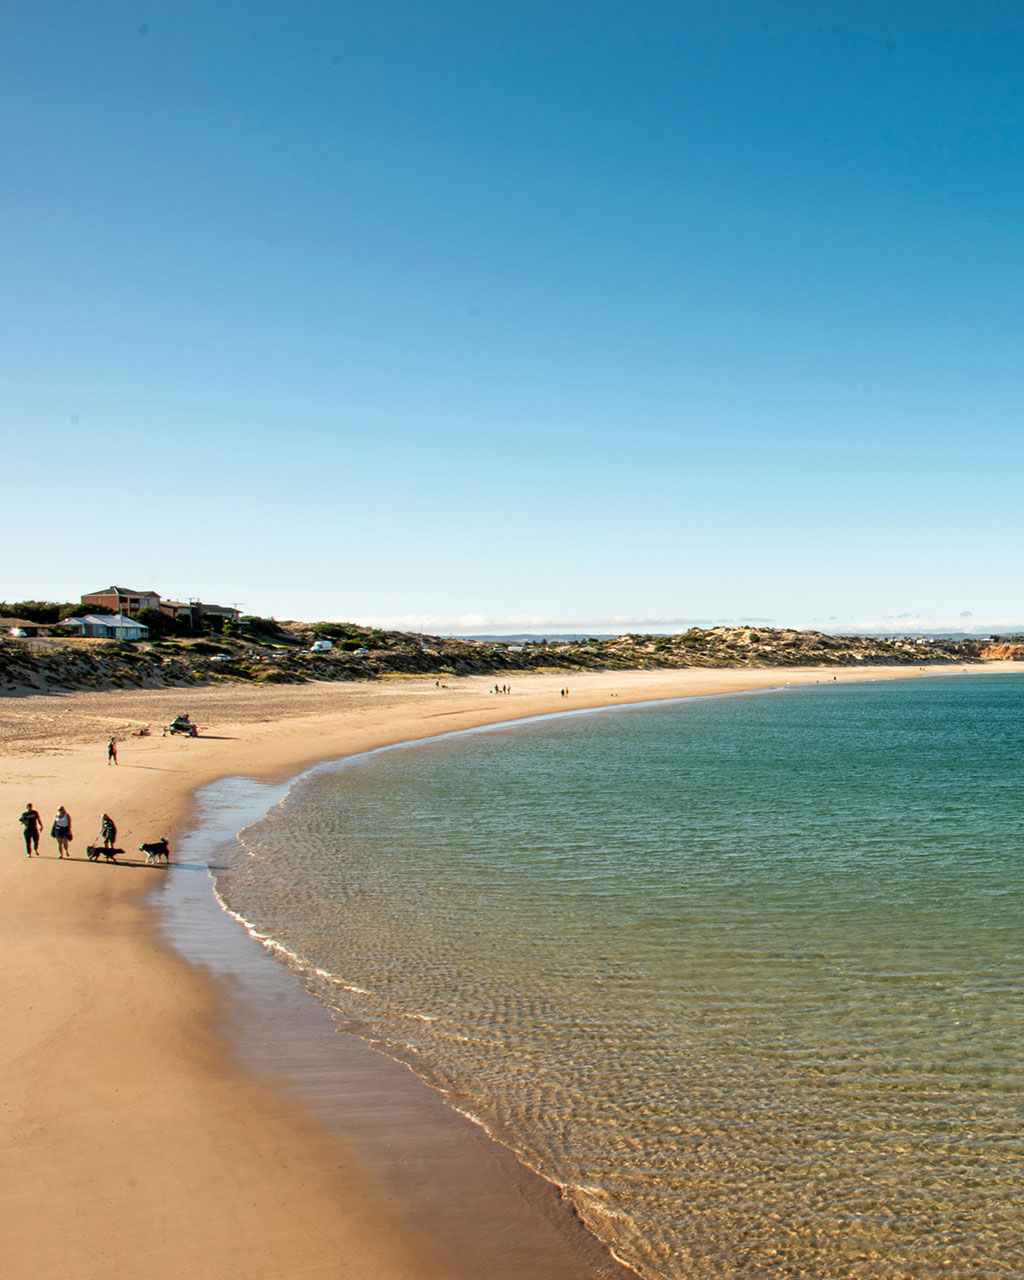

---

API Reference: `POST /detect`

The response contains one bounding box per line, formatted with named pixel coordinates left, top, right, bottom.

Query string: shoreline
left=2, top=663, right=1015, bottom=1278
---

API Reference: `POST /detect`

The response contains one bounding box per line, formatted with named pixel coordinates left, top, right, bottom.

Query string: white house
left=63, top=614, right=149, bottom=641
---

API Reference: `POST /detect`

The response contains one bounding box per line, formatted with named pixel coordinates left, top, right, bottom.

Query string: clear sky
left=4, top=3, right=1023, bottom=633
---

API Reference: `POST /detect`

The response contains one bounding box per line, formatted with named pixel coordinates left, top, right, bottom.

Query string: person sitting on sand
left=52, top=806, right=73, bottom=858
left=19, top=802, right=43, bottom=857
left=100, top=813, right=117, bottom=849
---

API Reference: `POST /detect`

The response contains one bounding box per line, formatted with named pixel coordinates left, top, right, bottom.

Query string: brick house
left=80, top=586, right=241, bottom=624
left=81, top=586, right=162, bottom=614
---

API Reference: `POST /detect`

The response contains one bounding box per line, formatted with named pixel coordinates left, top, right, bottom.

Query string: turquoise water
left=215, top=676, right=1024, bottom=1279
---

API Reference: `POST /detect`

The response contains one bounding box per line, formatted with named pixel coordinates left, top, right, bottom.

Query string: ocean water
left=211, top=676, right=1024, bottom=1280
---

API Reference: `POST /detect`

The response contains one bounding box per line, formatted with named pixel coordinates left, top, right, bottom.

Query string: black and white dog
left=140, top=838, right=170, bottom=865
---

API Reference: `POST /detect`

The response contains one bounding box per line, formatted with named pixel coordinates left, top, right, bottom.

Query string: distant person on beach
left=100, top=813, right=117, bottom=849
left=51, top=806, right=73, bottom=858
left=19, top=803, right=43, bottom=856
left=107, top=737, right=117, bottom=765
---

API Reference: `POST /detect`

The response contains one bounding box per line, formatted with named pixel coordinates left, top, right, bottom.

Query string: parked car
left=309, top=639, right=333, bottom=653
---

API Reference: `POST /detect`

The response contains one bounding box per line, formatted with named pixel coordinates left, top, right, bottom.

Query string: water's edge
left=148, top=718, right=660, bottom=1279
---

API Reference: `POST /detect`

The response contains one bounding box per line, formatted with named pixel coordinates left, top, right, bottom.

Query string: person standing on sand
left=52, top=806, right=73, bottom=858
left=100, top=813, right=117, bottom=849
left=107, top=737, right=117, bottom=765
left=19, top=803, right=43, bottom=856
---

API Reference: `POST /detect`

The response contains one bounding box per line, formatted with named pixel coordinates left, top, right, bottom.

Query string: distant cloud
left=341, top=612, right=724, bottom=635
left=808, top=613, right=1024, bottom=637
left=325, top=610, right=1024, bottom=638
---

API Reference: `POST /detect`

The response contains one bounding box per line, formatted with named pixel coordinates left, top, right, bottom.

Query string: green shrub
left=0, top=601, right=71, bottom=623
left=60, top=602, right=115, bottom=619
left=240, top=615, right=288, bottom=638
left=130, top=607, right=192, bottom=639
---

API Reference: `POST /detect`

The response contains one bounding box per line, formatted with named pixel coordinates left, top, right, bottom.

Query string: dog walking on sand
left=140, top=838, right=170, bottom=865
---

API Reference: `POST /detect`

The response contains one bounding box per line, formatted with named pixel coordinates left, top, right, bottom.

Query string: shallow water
left=211, top=676, right=1024, bottom=1279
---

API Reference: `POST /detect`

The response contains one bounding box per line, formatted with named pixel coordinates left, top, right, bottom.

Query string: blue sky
left=3, top=3, right=1022, bottom=633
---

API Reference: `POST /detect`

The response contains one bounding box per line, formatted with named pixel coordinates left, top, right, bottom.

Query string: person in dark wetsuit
left=100, top=813, right=117, bottom=849
left=19, top=803, right=43, bottom=856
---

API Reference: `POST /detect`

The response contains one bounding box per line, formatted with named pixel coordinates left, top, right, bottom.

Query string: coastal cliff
left=979, top=643, right=1024, bottom=661
left=0, top=625, right=990, bottom=696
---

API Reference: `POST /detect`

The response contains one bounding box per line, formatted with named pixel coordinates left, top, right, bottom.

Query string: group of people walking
left=16, top=733, right=124, bottom=859
left=18, top=803, right=117, bottom=860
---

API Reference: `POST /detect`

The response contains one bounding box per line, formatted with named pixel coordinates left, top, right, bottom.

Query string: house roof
left=65, top=614, right=149, bottom=630
left=83, top=586, right=159, bottom=598
left=0, top=617, right=40, bottom=628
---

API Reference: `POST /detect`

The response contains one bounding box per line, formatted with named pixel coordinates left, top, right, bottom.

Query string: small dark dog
left=140, top=838, right=170, bottom=865
left=87, top=845, right=122, bottom=862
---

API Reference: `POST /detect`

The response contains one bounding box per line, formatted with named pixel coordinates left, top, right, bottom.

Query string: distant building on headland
left=188, top=601, right=241, bottom=621
left=80, top=586, right=241, bottom=626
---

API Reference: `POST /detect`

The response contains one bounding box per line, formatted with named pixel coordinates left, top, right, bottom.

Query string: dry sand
left=1, top=662, right=1010, bottom=1279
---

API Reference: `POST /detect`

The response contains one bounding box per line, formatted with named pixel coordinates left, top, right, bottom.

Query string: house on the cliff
left=148, top=598, right=241, bottom=626
left=81, top=585, right=162, bottom=614
left=80, top=586, right=240, bottom=625
left=0, top=616, right=49, bottom=638
left=63, top=614, right=149, bottom=641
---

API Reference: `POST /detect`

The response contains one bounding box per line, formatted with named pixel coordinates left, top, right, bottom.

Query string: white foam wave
left=213, top=892, right=370, bottom=995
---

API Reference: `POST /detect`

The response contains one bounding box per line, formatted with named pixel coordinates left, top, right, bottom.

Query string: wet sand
left=1, top=663, right=1007, bottom=1279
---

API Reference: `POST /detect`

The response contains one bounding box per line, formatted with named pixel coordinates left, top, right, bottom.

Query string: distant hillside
left=0, top=622, right=994, bottom=696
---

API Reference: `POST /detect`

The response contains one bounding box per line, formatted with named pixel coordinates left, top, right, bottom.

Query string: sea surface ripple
left=212, top=676, right=1024, bottom=1280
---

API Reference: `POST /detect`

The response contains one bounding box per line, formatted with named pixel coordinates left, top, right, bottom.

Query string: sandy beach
left=1, top=662, right=1010, bottom=1279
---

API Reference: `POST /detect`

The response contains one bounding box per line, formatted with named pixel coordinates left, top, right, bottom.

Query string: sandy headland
left=1, top=662, right=1014, bottom=1279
